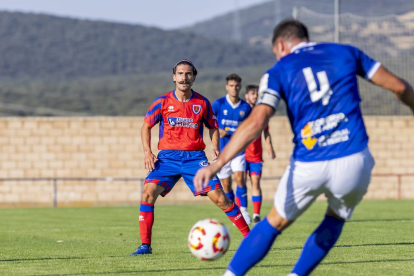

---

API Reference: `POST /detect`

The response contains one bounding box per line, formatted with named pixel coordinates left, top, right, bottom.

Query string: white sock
left=223, top=270, right=236, bottom=276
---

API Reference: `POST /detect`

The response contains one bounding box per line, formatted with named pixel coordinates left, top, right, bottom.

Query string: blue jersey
left=257, top=42, right=380, bottom=162
left=212, top=95, right=252, bottom=153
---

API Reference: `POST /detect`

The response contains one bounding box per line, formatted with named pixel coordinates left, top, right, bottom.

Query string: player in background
left=131, top=60, right=250, bottom=255
left=244, top=85, right=276, bottom=224
left=212, top=74, right=253, bottom=224
left=194, top=20, right=414, bottom=275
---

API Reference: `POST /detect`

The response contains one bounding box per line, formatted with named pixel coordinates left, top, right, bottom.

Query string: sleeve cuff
left=365, top=62, right=381, bottom=80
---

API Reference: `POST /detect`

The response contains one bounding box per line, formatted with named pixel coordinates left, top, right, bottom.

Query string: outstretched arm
left=209, top=128, right=220, bottom=161
left=194, top=104, right=274, bottom=191
left=370, top=65, right=414, bottom=114
left=264, top=129, right=276, bottom=159
left=141, top=122, right=157, bottom=172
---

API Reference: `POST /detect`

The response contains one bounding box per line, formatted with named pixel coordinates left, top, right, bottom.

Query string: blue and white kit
left=212, top=95, right=252, bottom=178
left=258, top=42, right=378, bottom=219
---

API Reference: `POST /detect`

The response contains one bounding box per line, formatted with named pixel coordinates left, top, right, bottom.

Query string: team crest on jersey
left=192, top=105, right=202, bottom=115
left=239, top=111, right=245, bottom=117
left=223, top=110, right=228, bottom=115
left=199, top=160, right=210, bottom=167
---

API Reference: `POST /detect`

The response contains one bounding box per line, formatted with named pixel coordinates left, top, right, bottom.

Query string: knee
left=141, top=190, right=155, bottom=204
left=267, top=206, right=293, bottom=232
left=210, top=191, right=231, bottom=209
left=234, top=176, right=244, bottom=186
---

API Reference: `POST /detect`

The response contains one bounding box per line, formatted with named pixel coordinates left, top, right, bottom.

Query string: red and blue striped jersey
left=144, top=90, right=218, bottom=151
left=245, top=125, right=269, bottom=163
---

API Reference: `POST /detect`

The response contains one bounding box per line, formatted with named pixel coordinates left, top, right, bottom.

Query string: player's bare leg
left=221, top=177, right=235, bottom=202
left=207, top=188, right=250, bottom=237
left=233, top=171, right=251, bottom=224
left=131, top=183, right=165, bottom=255
left=141, top=182, right=164, bottom=204
left=250, top=174, right=262, bottom=223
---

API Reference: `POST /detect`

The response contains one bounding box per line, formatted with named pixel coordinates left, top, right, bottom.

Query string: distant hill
left=182, top=0, right=414, bottom=49
left=0, top=66, right=271, bottom=116
left=0, top=11, right=273, bottom=79
left=0, top=6, right=412, bottom=117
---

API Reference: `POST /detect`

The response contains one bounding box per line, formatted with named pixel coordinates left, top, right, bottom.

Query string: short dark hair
left=272, top=19, right=309, bottom=44
left=226, top=73, right=242, bottom=84
left=173, top=59, right=197, bottom=76
left=245, top=84, right=259, bottom=94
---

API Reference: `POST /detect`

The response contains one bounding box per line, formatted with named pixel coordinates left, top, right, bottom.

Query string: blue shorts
left=145, top=150, right=222, bottom=197
left=246, top=161, right=263, bottom=177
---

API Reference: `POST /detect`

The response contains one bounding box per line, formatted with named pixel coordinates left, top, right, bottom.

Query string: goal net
left=296, top=7, right=414, bottom=115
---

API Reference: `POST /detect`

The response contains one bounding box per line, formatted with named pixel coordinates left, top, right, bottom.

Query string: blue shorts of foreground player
left=246, top=161, right=263, bottom=177
left=145, top=150, right=222, bottom=196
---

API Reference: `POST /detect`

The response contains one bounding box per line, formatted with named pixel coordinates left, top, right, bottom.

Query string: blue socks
left=225, top=190, right=235, bottom=202
left=236, top=185, right=248, bottom=208
left=292, top=214, right=345, bottom=276
left=228, top=217, right=281, bottom=276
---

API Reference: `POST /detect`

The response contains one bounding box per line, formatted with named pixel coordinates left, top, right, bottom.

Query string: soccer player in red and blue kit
left=244, top=85, right=276, bottom=224
left=131, top=60, right=250, bottom=255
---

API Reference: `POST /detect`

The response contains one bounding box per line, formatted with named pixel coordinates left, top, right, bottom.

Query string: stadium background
left=0, top=1, right=413, bottom=207
left=0, top=116, right=413, bottom=207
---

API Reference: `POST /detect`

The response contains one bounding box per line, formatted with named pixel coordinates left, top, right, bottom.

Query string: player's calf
left=208, top=189, right=250, bottom=237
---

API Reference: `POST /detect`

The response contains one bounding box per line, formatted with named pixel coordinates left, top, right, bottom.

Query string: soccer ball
left=188, top=218, right=230, bottom=260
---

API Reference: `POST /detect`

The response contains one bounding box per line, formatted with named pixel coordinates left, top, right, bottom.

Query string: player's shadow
left=0, top=256, right=85, bottom=262
left=216, top=241, right=414, bottom=253
left=257, top=257, right=414, bottom=269
left=266, top=241, right=414, bottom=252
left=24, top=258, right=414, bottom=275
left=298, top=218, right=414, bottom=224
left=347, top=219, right=414, bottom=223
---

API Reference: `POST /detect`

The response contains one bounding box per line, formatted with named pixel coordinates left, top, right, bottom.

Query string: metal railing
left=0, top=177, right=145, bottom=208
left=0, top=173, right=413, bottom=207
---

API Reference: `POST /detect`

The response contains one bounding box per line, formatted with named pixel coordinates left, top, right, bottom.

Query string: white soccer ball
left=188, top=218, right=231, bottom=260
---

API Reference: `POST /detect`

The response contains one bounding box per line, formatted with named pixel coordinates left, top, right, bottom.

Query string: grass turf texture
left=1, top=200, right=413, bottom=275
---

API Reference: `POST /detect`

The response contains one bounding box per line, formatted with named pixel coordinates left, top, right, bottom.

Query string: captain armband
left=256, top=90, right=280, bottom=114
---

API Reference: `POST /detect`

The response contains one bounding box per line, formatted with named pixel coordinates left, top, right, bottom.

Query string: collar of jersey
left=172, top=90, right=194, bottom=102
left=225, top=94, right=242, bottom=109
left=290, top=41, right=317, bottom=53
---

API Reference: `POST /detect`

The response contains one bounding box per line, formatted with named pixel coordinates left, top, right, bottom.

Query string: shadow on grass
left=25, top=258, right=414, bottom=275
left=222, top=241, right=414, bottom=253
left=298, top=218, right=414, bottom=224
left=276, top=241, right=414, bottom=251
left=0, top=257, right=85, bottom=262
left=348, top=219, right=414, bottom=223
left=4, top=242, right=413, bottom=263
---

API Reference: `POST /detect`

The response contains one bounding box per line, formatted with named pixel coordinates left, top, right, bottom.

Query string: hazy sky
left=0, top=0, right=270, bottom=29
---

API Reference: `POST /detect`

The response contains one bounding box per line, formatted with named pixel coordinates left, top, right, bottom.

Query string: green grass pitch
left=1, top=200, right=413, bottom=275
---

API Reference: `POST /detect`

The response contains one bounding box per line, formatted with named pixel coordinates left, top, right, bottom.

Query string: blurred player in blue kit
left=195, top=20, right=414, bottom=275
left=212, top=74, right=253, bottom=224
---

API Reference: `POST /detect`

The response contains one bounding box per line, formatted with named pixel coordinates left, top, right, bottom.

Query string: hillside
left=0, top=65, right=271, bottom=116
left=1, top=64, right=411, bottom=117
left=0, top=6, right=412, bottom=117
left=0, top=11, right=273, bottom=79
left=183, top=0, right=414, bottom=49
